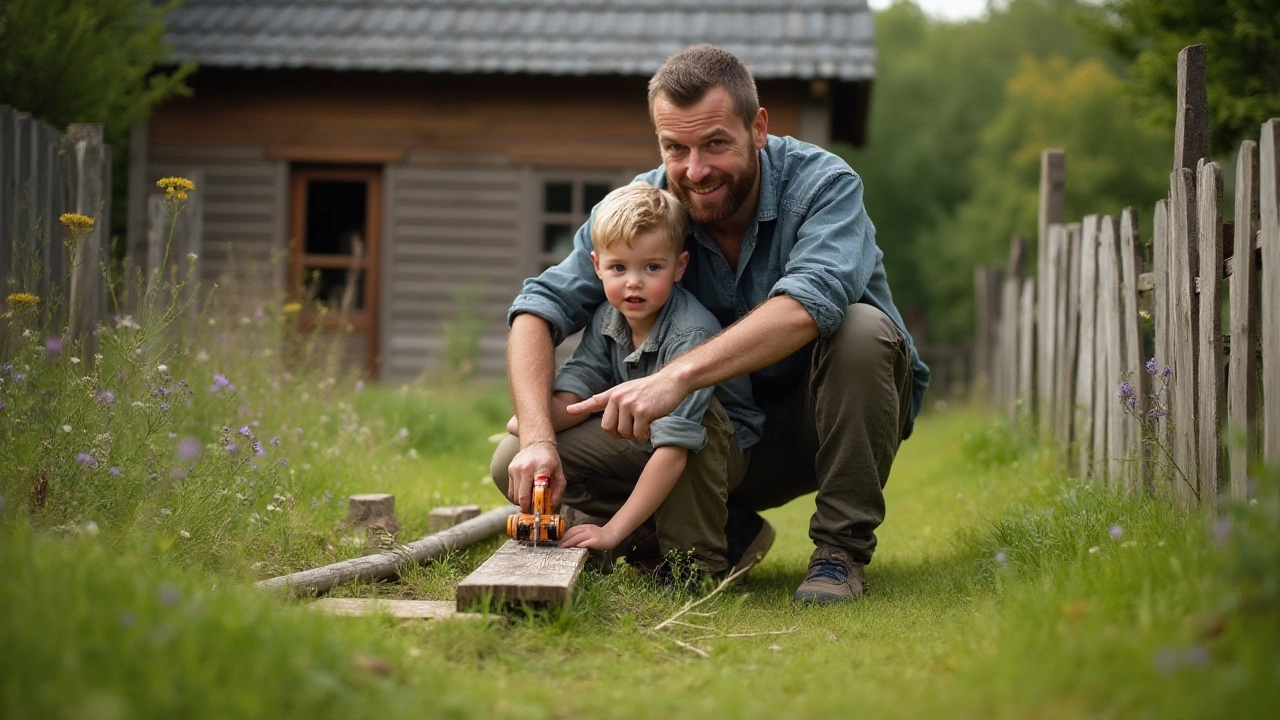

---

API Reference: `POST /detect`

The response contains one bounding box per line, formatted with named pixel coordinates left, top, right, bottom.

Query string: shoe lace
left=806, top=555, right=850, bottom=583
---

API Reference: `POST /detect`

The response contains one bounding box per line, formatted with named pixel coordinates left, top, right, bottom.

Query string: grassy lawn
left=4, top=361, right=1277, bottom=719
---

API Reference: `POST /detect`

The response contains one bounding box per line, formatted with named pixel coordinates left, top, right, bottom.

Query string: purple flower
left=1147, top=407, right=1169, bottom=419
left=1116, top=382, right=1136, bottom=407
left=45, top=337, right=62, bottom=356
left=1161, top=365, right=1173, bottom=379
left=11, top=372, right=25, bottom=383
left=226, top=442, right=238, bottom=454
left=76, top=452, right=96, bottom=466
left=1109, top=525, right=1124, bottom=540
left=213, top=373, right=230, bottom=387
left=1145, top=357, right=1158, bottom=375
left=238, top=425, right=253, bottom=438
left=108, top=467, right=122, bottom=476
left=269, top=436, right=280, bottom=446
left=177, top=437, right=200, bottom=462
left=251, top=420, right=259, bottom=428
left=170, top=468, right=188, bottom=480
left=96, top=390, right=115, bottom=404
left=2, top=363, right=11, bottom=371
left=159, top=403, right=170, bottom=412
left=0, top=400, right=6, bottom=412
left=158, top=583, right=180, bottom=607
left=253, top=441, right=266, bottom=457
left=1184, top=644, right=1210, bottom=668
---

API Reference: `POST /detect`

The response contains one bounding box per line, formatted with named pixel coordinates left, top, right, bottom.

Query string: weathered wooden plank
left=1262, top=120, right=1280, bottom=464
left=1228, top=140, right=1261, bottom=500
left=1174, top=45, right=1211, bottom=172
left=1058, top=223, right=1082, bottom=456
left=1096, top=216, right=1123, bottom=487
left=1119, top=208, right=1147, bottom=493
left=427, top=505, right=482, bottom=535
left=1197, top=162, right=1225, bottom=501
left=1002, top=236, right=1029, bottom=421
left=311, top=598, right=487, bottom=621
left=1041, top=224, right=1063, bottom=436
left=1076, top=216, right=1100, bottom=477
left=67, top=124, right=109, bottom=346
left=972, top=266, right=996, bottom=398
left=456, top=540, right=588, bottom=608
left=1038, top=150, right=1066, bottom=433
left=1169, top=168, right=1200, bottom=501
left=1018, top=277, right=1036, bottom=419
left=257, top=505, right=516, bottom=596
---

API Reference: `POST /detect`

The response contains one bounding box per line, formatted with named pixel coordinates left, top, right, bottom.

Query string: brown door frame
left=288, top=165, right=382, bottom=376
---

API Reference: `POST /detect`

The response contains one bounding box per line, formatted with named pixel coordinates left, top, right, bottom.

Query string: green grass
left=4, top=392, right=1278, bottom=719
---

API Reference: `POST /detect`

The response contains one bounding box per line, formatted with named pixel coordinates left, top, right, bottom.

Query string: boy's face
left=591, top=229, right=689, bottom=335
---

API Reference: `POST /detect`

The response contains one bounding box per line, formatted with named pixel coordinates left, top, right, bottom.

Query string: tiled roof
left=165, top=0, right=875, bottom=80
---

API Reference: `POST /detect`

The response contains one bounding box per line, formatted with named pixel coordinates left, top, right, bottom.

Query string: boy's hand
left=559, top=523, right=619, bottom=551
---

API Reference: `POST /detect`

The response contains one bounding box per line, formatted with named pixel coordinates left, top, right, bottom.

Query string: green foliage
left=918, top=55, right=1170, bottom=339
left=1088, top=0, right=1280, bottom=150
left=0, top=0, right=195, bottom=243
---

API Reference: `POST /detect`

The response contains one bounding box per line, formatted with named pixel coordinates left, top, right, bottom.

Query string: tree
left=0, top=0, right=193, bottom=241
left=916, top=55, right=1170, bottom=341
left=1089, top=0, right=1280, bottom=150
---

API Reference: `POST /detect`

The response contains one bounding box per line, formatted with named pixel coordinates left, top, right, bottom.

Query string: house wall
left=144, top=69, right=818, bottom=381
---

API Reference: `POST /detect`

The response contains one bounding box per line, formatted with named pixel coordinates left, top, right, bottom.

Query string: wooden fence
left=1, top=104, right=111, bottom=337
left=974, top=46, right=1278, bottom=504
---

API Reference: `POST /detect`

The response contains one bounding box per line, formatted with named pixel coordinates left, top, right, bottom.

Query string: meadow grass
left=2, top=205, right=1277, bottom=717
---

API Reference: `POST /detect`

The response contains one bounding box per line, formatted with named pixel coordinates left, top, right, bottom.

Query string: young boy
left=504, top=183, right=765, bottom=580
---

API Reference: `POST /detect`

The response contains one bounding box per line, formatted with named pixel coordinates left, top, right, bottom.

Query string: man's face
left=653, top=87, right=768, bottom=226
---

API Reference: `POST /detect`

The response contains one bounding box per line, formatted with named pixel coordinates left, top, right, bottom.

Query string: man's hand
left=506, top=441, right=566, bottom=511
left=559, top=523, right=620, bottom=551
left=566, top=371, right=687, bottom=440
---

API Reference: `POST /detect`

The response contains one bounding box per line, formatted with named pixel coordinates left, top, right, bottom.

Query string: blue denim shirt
left=510, top=135, right=930, bottom=438
left=553, top=286, right=764, bottom=452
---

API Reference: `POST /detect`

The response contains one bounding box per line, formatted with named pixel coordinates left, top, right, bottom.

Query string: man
left=493, top=44, right=929, bottom=603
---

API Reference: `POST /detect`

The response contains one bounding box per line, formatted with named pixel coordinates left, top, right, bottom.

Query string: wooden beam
left=1228, top=140, right=1261, bottom=499
left=1197, top=162, right=1225, bottom=501
left=456, top=540, right=588, bottom=609
left=1038, top=150, right=1066, bottom=434
left=1261, top=120, right=1280, bottom=464
left=310, top=598, right=488, bottom=621
left=1119, top=208, right=1147, bottom=494
left=1174, top=45, right=1210, bottom=173
left=1170, top=168, right=1200, bottom=500
left=1075, top=216, right=1100, bottom=477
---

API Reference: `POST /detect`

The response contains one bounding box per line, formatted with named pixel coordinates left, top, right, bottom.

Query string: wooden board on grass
left=311, top=598, right=486, bottom=621
left=456, top=540, right=587, bottom=608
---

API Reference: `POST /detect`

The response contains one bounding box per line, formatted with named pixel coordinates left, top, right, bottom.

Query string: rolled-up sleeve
left=552, top=311, right=615, bottom=399
left=507, top=219, right=605, bottom=346
left=768, top=172, right=879, bottom=338
left=648, top=327, right=715, bottom=452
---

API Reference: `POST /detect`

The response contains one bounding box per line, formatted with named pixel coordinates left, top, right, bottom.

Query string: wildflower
left=76, top=452, right=96, bottom=466
left=159, top=403, right=170, bottom=412
left=96, top=390, right=115, bottom=404
left=171, top=468, right=187, bottom=480
left=179, top=530, right=191, bottom=539
left=238, top=425, right=253, bottom=438
left=282, top=301, right=303, bottom=315
left=157, top=364, right=169, bottom=374
left=355, top=380, right=364, bottom=394
left=61, top=425, right=72, bottom=433
left=116, top=314, right=140, bottom=329
left=186, top=252, right=198, bottom=261
left=1145, top=357, right=1158, bottom=375
left=108, top=467, right=122, bottom=476
left=1116, top=382, right=1136, bottom=408
left=1147, top=407, right=1169, bottom=419
left=1161, top=365, right=1172, bottom=379
left=6, top=292, right=40, bottom=311
left=45, top=337, right=62, bottom=356
left=12, top=372, right=26, bottom=383
left=1139, top=309, right=1152, bottom=322
left=270, top=436, right=280, bottom=446
left=0, top=401, right=6, bottom=412
left=177, top=437, right=200, bottom=462
left=160, top=507, right=172, bottom=516
left=156, top=176, right=195, bottom=201
left=226, top=442, right=238, bottom=454
left=1109, top=525, right=1124, bottom=540
left=994, top=550, right=1008, bottom=565
left=59, top=213, right=95, bottom=235
left=253, top=441, right=266, bottom=457
left=1184, top=645, right=1210, bottom=668
left=70, top=357, right=80, bottom=364
left=158, top=582, right=181, bottom=606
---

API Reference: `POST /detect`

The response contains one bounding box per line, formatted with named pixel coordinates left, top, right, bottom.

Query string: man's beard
left=671, top=155, right=758, bottom=225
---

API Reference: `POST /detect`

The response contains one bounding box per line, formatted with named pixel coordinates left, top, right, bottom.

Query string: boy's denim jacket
left=509, top=134, right=930, bottom=439
left=552, top=285, right=764, bottom=452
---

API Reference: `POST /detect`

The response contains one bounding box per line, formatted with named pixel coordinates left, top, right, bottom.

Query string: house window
left=536, top=174, right=622, bottom=270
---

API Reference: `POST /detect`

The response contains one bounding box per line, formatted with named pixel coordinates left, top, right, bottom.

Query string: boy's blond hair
left=591, top=183, right=687, bottom=255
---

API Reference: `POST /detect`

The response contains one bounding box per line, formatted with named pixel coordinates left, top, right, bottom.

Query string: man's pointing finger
left=566, top=391, right=610, bottom=415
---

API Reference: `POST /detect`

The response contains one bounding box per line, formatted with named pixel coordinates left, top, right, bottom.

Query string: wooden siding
left=382, top=164, right=528, bottom=380
left=148, top=145, right=287, bottom=296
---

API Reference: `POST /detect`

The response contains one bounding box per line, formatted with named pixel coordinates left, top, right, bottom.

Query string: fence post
left=1096, top=216, right=1122, bottom=487
left=973, top=265, right=1003, bottom=400
left=1261, top=119, right=1280, bottom=464
left=1037, top=150, right=1066, bottom=434
left=1075, top=216, right=1100, bottom=477
left=1169, top=168, right=1200, bottom=500
left=1119, top=209, right=1147, bottom=493
left=1018, top=277, right=1035, bottom=420
left=1228, top=140, right=1261, bottom=499
left=65, top=123, right=110, bottom=346
left=1174, top=45, right=1211, bottom=173
left=1196, top=162, right=1225, bottom=501
left=1002, top=236, right=1028, bottom=422
left=1042, top=224, right=1063, bottom=444
left=1057, top=223, right=1082, bottom=459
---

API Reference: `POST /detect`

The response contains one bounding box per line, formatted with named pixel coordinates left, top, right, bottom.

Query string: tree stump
left=336, top=493, right=400, bottom=535
left=427, top=505, right=482, bottom=535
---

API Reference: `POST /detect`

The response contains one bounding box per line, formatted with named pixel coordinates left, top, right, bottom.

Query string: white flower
left=61, top=425, right=72, bottom=433
left=157, top=364, right=168, bottom=373
left=195, top=350, right=209, bottom=363
left=70, top=357, right=80, bottom=364
left=408, top=448, right=419, bottom=460
left=179, top=530, right=191, bottom=539
left=116, top=315, right=140, bottom=329
left=186, top=253, right=198, bottom=261
left=160, top=508, right=172, bottom=516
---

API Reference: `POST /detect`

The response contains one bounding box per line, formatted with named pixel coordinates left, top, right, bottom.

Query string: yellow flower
left=282, top=302, right=303, bottom=315
left=1139, top=309, right=1152, bottom=322
left=6, top=292, right=40, bottom=310
left=59, top=213, right=95, bottom=235
left=157, top=176, right=195, bottom=202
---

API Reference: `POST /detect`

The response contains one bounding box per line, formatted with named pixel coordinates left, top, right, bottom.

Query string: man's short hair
left=591, top=183, right=687, bottom=255
left=648, top=44, right=760, bottom=130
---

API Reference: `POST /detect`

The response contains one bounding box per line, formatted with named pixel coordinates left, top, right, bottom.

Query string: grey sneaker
left=794, top=546, right=865, bottom=604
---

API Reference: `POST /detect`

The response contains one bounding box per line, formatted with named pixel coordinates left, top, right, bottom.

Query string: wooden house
left=128, top=0, right=877, bottom=380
